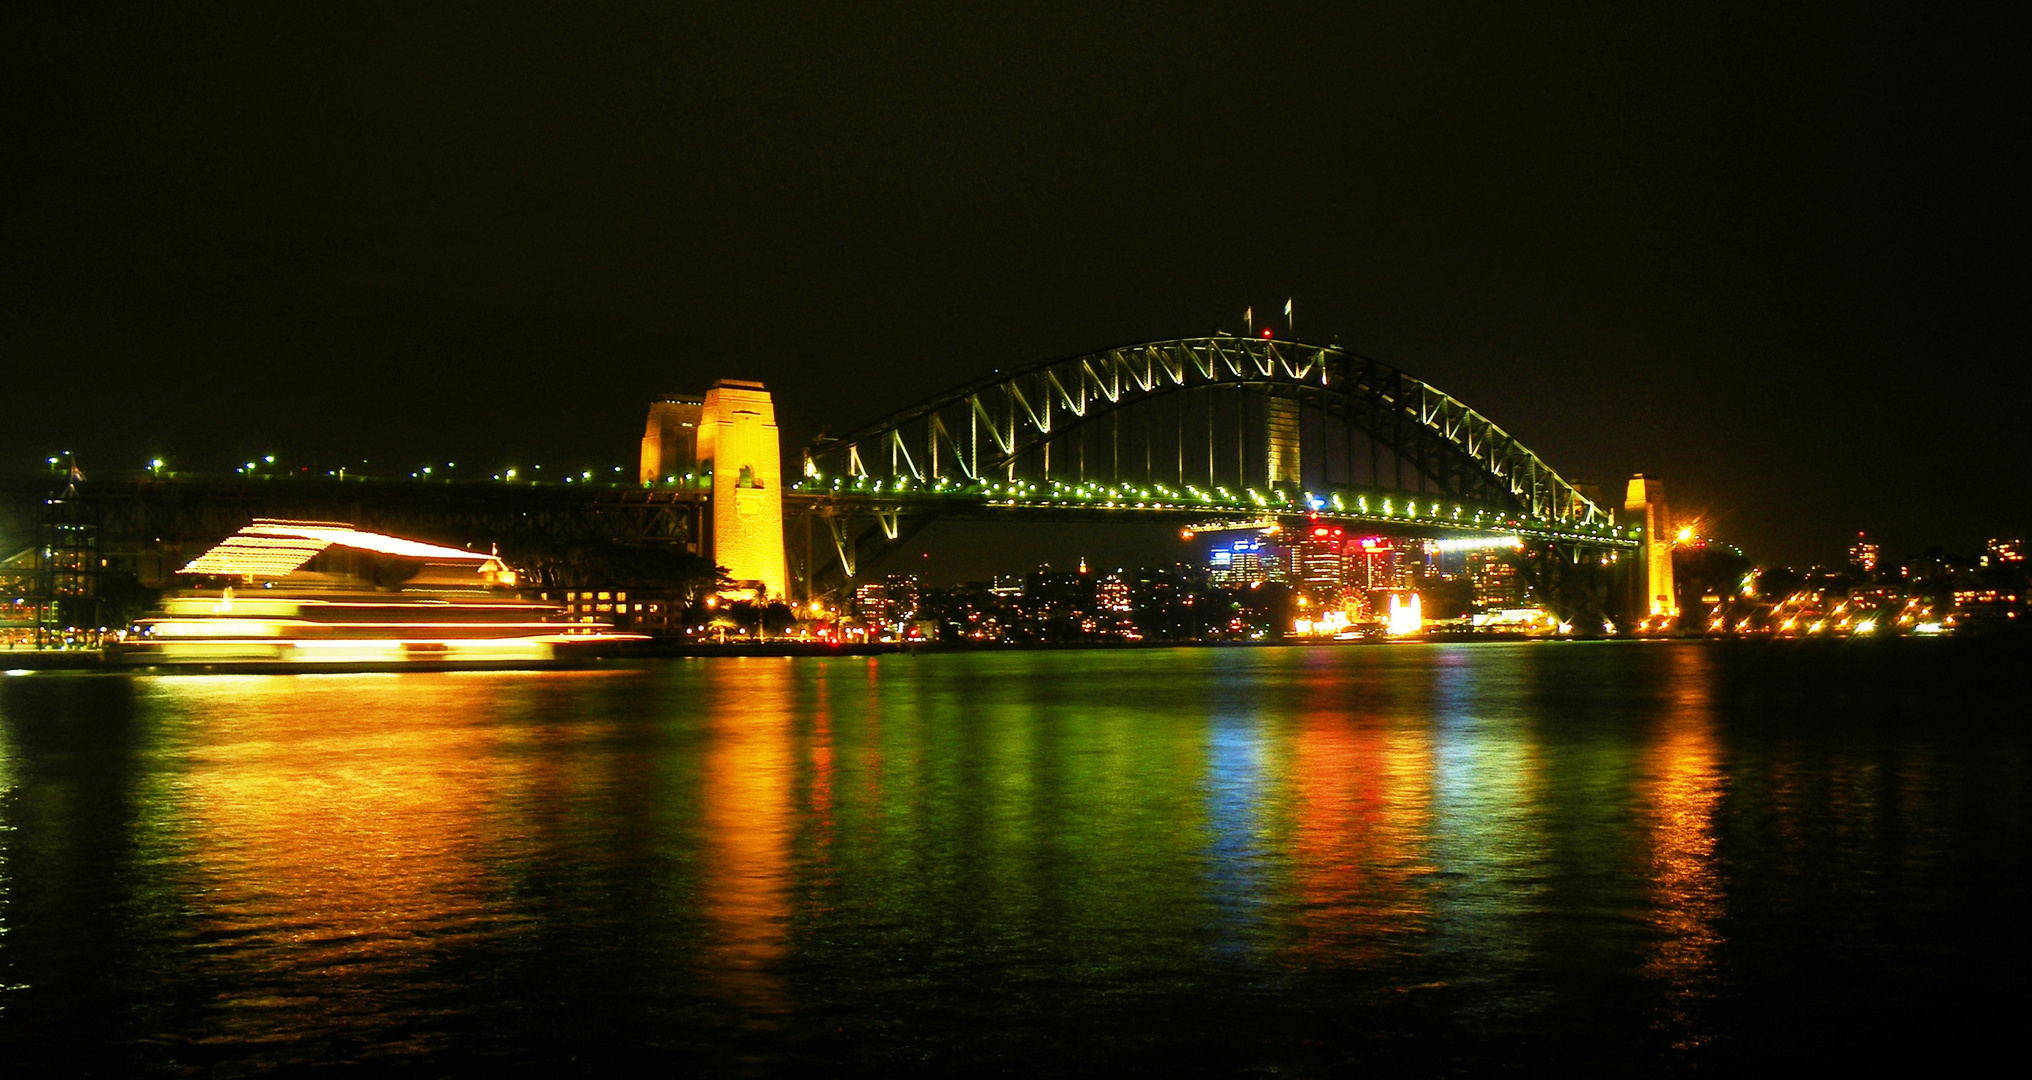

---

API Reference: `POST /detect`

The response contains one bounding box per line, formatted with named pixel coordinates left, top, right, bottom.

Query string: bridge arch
left=801, top=336, right=1614, bottom=529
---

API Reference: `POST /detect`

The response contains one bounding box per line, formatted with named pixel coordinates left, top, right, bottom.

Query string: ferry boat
left=113, top=519, right=644, bottom=670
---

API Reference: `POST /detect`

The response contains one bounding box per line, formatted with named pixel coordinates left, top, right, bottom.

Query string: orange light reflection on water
left=148, top=672, right=551, bottom=1045
left=1642, top=647, right=1726, bottom=1043
left=699, top=667, right=796, bottom=1015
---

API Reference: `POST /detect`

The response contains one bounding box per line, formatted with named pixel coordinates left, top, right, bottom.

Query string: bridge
left=5, top=335, right=1672, bottom=631
left=786, top=335, right=1634, bottom=579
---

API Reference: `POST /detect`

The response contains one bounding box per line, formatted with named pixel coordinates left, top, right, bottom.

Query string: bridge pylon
left=699, top=380, right=789, bottom=602
left=1623, top=474, right=1677, bottom=621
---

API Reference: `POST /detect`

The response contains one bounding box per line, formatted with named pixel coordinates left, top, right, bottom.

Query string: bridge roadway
left=4, top=469, right=1635, bottom=589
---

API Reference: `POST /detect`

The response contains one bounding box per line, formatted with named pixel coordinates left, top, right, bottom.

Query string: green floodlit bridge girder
left=790, top=337, right=1643, bottom=596
left=800, top=336, right=1620, bottom=532
left=793, top=337, right=1637, bottom=581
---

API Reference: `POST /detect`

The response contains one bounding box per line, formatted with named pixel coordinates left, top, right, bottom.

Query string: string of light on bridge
left=791, top=472, right=1638, bottom=547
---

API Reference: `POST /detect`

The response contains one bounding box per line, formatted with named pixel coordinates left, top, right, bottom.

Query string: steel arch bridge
left=788, top=336, right=1639, bottom=606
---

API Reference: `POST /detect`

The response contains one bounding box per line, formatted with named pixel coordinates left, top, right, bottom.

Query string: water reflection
left=1202, top=712, right=1277, bottom=961
left=1422, top=647, right=1550, bottom=993
left=138, top=674, right=541, bottom=1055
left=1283, top=655, right=1434, bottom=970
left=0, top=643, right=2011, bottom=1073
left=1641, top=647, right=1726, bottom=1044
left=0, top=692, right=15, bottom=1017
left=699, top=666, right=795, bottom=1016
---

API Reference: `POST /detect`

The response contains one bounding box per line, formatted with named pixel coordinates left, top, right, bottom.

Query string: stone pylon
left=1623, top=474, right=1677, bottom=617
left=700, top=380, right=789, bottom=601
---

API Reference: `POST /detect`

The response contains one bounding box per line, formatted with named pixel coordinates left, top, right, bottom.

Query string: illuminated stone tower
left=639, top=393, right=704, bottom=485
left=1624, top=474, right=1678, bottom=617
left=700, top=380, right=789, bottom=600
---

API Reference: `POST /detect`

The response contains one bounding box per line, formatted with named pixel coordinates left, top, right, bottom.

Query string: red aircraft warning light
left=1261, top=327, right=1275, bottom=339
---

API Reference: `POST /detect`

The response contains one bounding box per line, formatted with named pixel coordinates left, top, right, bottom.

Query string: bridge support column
left=1623, top=474, right=1678, bottom=620
left=701, top=380, right=790, bottom=601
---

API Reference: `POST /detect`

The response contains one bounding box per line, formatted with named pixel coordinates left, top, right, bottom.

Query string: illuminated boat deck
left=115, top=520, right=645, bottom=669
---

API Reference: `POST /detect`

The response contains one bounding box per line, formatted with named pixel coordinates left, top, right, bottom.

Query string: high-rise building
left=1261, top=541, right=1294, bottom=584
left=854, top=573, right=921, bottom=631
left=1402, top=537, right=1441, bottom=581
left=1206, top=537, right=1293, bottom=585
left=1352, top=537, right=1404, bottom=592
left=1209, top=539, right=1264, bottom=586
left=854, top=581, right=896, bottom=628
left=1466, top=548, right=1523, bottom=609
left=1987, top=538, right=2024, bottom=566
left=1848, top=532, right=1880, bottom=574
left=1296, top=525, right=1348, bottom=597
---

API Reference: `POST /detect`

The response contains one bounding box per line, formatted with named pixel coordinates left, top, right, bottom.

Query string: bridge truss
left=792, top=337, right=1637, bottom=615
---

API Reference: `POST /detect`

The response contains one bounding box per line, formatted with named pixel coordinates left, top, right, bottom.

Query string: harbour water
left=1, top=641, right=2025, bottom=1074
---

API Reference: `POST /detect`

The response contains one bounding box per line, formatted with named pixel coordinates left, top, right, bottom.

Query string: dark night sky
left=6, top=3, right=2025, bottom=569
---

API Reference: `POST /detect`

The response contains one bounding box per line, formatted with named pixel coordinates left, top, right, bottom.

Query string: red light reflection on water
left=1285, top=714, right=1435, bottom=966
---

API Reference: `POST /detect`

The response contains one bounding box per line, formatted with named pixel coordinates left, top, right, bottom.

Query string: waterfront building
left=1849, top=532, right=1881, bottom=574
left=1352, top=537, right=1404, bottom=592
left=546, top=587, right=685, bottom=634
left=1209, top=538, right=1264, bottom=586
left=1098, top=573, right=1133, bottom=613
left=855, top=573, right=921, bottom=634
left=1296, top=525, right=1349, bottom=598
left=1466, top=548, right=1524, bottom=609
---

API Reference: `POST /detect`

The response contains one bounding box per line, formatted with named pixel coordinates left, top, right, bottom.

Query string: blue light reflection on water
left=0, top=641, right=2026, bottom=1074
